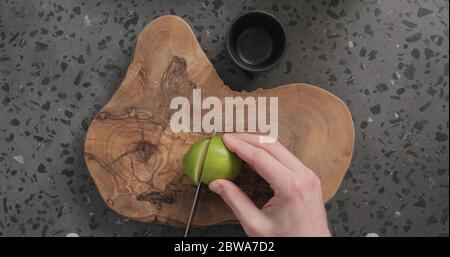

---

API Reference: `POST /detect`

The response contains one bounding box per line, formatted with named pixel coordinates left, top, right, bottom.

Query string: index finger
left=231, top=133, right=309, bottom=172
left=223, top=134, right=291, bottom=189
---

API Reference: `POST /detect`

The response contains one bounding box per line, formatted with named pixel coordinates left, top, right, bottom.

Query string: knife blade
left=183, top=172, right=203, bottom=237
left=184, top=130, right=216, bottom=237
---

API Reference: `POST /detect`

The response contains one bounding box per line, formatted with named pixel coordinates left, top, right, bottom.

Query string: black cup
left=226, top=11, right=286, bottom=73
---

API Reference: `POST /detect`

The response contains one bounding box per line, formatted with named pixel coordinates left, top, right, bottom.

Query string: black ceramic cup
left=226, top=11, right=286, bottom=73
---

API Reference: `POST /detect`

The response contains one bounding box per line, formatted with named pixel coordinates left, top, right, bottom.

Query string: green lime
left=182, top=135, right=242, bottom=185
left=182, top=138, right=210, bottom=185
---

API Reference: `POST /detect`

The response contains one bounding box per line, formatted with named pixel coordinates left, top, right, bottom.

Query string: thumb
left=209, top=179, right=269, bottom=235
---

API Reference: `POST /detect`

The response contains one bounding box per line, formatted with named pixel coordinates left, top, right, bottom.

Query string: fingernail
left=223, top=133, right=234, bottom=140
left=223, top=134, right=236, bottom=147
left=208, top=181, right=223, bottom=194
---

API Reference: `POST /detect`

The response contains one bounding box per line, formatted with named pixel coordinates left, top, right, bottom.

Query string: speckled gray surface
left=0, top=0, right=448, bottom=237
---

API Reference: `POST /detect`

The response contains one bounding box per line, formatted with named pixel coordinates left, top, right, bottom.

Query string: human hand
left=208, top=133, right=331, bottom=237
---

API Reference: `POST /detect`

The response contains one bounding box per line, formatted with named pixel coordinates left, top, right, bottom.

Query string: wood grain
left=84, top=15, right=355, bottom=226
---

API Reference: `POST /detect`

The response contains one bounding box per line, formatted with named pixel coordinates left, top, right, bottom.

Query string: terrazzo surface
left=0, top=0, right=448, bottom=236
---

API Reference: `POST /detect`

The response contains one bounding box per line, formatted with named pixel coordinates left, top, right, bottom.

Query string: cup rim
left=226, top=10, right=287, bottom=73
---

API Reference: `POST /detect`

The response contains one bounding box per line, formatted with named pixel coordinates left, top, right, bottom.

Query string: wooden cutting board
left=84, top=15, right=355, bottom=226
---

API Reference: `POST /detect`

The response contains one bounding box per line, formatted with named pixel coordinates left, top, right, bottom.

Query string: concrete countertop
left=0, top=0, right=448, bottom=236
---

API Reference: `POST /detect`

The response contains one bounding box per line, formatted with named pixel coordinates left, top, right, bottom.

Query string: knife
left=183, top=169, right=203, bottom=237
left=184, top=130, right=216, bottom=237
